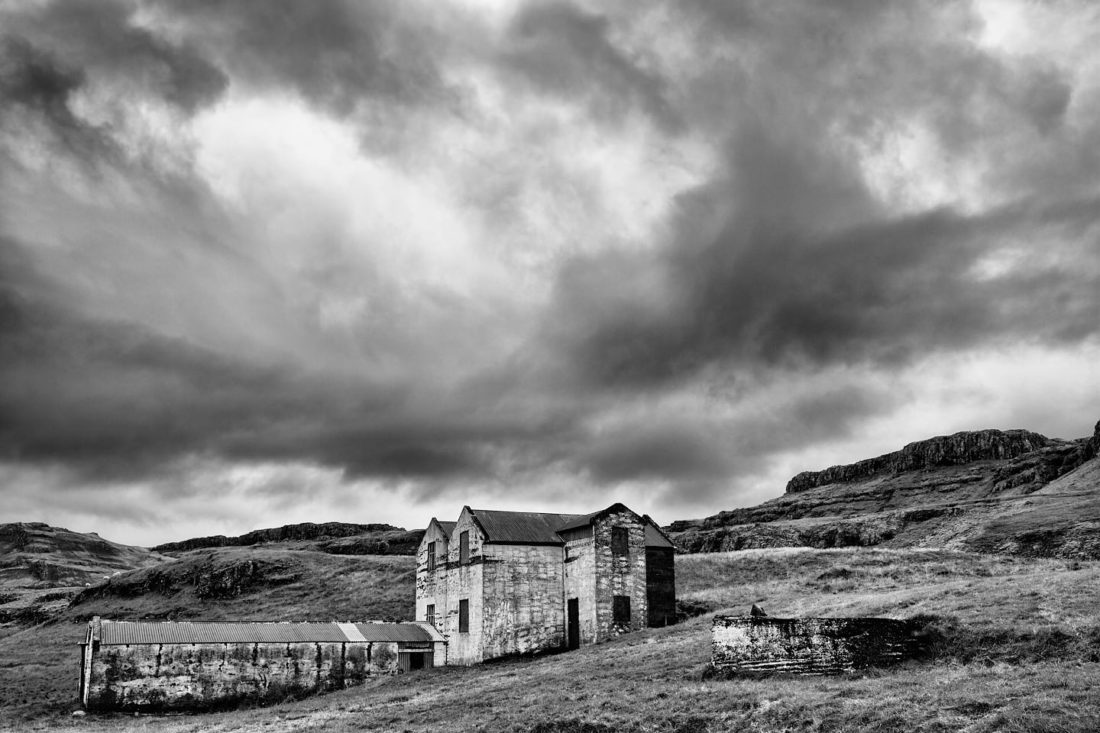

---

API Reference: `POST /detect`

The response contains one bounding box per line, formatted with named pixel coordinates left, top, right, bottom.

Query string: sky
left=2, top=0, right=1099, bottom=547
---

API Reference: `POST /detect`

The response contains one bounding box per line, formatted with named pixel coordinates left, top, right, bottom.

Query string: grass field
left=3, top=548, right=1098, bottom=732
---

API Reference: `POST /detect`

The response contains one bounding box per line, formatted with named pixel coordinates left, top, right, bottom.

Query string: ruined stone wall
left=441, top=510, right=485, bottom=665
left=711, top=616, right=923, bottom=675
left=563, top=526, right=597, bottom=645
left=592, top=511, right=647, bottom=642
left=480, top=544, right=565, bottom=658
left=85, top=640, right=399, bottom=711
left=645, top=547, right=676, bottom=627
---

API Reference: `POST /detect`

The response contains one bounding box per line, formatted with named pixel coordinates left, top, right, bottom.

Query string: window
left=611, top=526, right=629, bottom=556
left=425, top=604, right=435, bottom=627
left=459, top=530, right=470, bottom=564
left=459, top=599, right=469, bottom=633
left=613, top=595, right=631, bottom=626
left=426, top=541, right=436, bottom=572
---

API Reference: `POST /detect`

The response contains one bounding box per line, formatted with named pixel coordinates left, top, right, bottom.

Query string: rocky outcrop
left=674, top=509, right=963, bottom=554
left=71, top=554, right=302, bottom=604
left=786, top=429, right=1055, bottom=493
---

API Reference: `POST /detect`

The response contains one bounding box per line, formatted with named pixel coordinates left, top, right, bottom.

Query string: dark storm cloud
left=0, top=243, right=578, bottom=485
left=501, top=0, right=678, bottom=129
left=0, top=36, right=108, bottom=158
left=541, top=1, right=1100, bottom=388
left=0, top=292, right=515, bottom=483
left=2, top=0, right=226, bottom=114
left=553, top=192, right=1100, bottom=387
left=2, top=0, right=1099, bottom=532
left=150, top=0, right=461, bottom=116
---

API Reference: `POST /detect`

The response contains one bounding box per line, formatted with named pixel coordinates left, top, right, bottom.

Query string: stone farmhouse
left=80, top=618, right=445, bottom=711
left=416, top=503, right=676, bottom=665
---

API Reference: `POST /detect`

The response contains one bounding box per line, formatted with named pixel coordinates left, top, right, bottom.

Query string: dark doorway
left=567, top=598, right=580, bottom=650
left=399, top=651, right=432, bottom=672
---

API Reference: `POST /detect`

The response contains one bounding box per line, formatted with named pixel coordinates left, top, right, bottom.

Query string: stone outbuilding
left=80, top=618, right=445, bottom=711
left=416, top=503, right=676, bottom=665
left=711, top=614, right=925, bottom=675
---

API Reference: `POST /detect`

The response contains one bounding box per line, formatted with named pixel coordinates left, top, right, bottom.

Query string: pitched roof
left=644, top=521, right=674, bottom=548
left=436, top=521, right=457, bottom=538
left=97, top=620, right=435, bottom=645
left=465, top=504, right=674, bottom=547
left=468, top=509, right=588, bottom=544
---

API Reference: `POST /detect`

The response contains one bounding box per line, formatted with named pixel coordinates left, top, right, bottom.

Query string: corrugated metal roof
left=470, top=509, right=588, bottom=544
left=353, top=623, right=434, bottom=642
left=437, top=521, right=457, bottom=538
left=99, top=621, right=434, bottom=645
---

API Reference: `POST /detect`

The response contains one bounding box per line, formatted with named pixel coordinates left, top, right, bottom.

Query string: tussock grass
left=4, top=548, right=1099, bottom=732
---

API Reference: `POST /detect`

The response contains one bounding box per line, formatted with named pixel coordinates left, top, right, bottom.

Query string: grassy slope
left=5, top=548, right=1100, bottom=733
left=0, top=549, right=415, bottom=727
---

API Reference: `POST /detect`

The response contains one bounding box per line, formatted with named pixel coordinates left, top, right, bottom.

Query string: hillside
left=3, top=547, right=1097, bottom=731
left=68, top=546, right=416, bottom=623
left=0, top=523, right=169, bottom=631
left=671, top=421, right=1100, bottom=558
left=0, top=519, right=425, bottom=635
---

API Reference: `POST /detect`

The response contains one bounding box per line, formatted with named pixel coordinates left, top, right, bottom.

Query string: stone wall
left=84, top=640, right=399, bottom=711
left=480, top=544, right=565, bottom=659
left=592, top=510, right=648, bottom=642
left=711, top=616, right=924, bottom=675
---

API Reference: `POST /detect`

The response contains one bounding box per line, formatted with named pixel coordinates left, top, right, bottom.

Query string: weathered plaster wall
left=415, top=522, right=451, bottom=630
left=592, top=511, right=648, bottom=642
left=645, top=547, right=676, bottom=627
left=85, top=640, right=399, bottom=711
left=711, top=616, right=924, bottom=675
left=481, top=543, right=565, bottom=658
left=562, top=526, right=597, bottom=645
left=441, top=510, right=485, bottom=665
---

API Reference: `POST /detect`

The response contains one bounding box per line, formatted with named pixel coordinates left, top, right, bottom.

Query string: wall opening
left=611, top=527, right=629, bottom=556
left=613, top=595, right=631, bottom=626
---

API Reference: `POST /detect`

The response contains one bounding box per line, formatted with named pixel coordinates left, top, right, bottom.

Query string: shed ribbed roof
left=98, top=621, right=434, bottom=645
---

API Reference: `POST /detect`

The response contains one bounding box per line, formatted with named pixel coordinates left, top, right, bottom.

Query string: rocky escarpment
left=669, top=420, right=1100, bottom=559
left=153, top=522, right=422, bottom=555
left=786, top=429, right=1058, bottom=493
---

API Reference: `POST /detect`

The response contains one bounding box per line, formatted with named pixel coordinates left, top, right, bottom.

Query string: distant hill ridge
left=153, top=522, right=426, bottom=557
left=785, top=429, right=1058, bottom=493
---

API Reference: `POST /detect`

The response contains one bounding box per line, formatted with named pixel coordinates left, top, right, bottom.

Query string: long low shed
left=80, top=617, right=446, bottom=711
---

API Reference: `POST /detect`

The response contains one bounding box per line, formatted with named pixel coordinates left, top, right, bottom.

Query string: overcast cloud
left=2, top=0, right=1098, bottom=546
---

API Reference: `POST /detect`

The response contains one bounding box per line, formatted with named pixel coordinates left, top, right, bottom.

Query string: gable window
left=613, top=595, right=631, bottom=626
left=611, top=526, right=629, bottom=556
left=459, top=599, right=469, bottom=633
left=425, top=604, right=436, bottom=627
left=426, top=541, right=436, bottom=572
left=459, top=530, right=470, bottom=564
